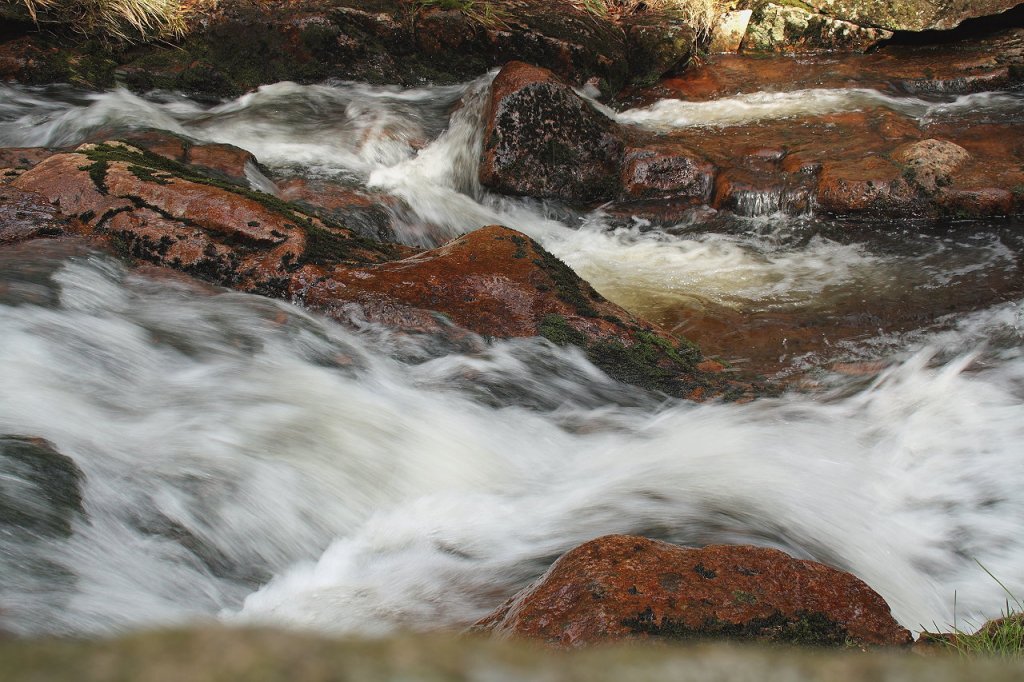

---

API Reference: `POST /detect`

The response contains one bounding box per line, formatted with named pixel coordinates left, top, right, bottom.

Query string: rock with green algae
left=803, top=0, right=1022, bottom=32
left=742, top=2, right=893, bottom=52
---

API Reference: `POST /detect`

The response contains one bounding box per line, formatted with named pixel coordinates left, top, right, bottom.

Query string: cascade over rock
left=4, top=139, right=746, bottom=400
left=475, top=535, right=913, bottom=648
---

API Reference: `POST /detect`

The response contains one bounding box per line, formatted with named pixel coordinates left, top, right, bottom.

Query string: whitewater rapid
left=0, top=243, right=1022, bottom=637
left=1, top=76, right=1023, bottom=639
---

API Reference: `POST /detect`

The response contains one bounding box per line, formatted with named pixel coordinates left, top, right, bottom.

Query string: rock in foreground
left=476, top=535, right=912, bottom=648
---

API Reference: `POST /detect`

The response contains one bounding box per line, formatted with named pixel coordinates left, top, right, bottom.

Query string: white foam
left=0, top=249, right=1021, bottom=638
left=616, top=89, right=1024, bottom=130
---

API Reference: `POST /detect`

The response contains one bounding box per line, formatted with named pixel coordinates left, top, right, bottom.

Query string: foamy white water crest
left=0, top=246, right=1022, bottom=639
left=617, top=89, right=1024, bottom=130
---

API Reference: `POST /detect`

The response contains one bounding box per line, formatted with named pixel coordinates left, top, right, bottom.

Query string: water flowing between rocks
left=1, top=71, right=1022, bottom=638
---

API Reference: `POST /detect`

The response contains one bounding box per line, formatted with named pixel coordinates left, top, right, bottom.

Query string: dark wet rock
left=475, top=535, right=913, bottom=648
left=0, top=186, right=68, bottom=244
left=0, top=435, right=85, bottom=537
left=620, top=12, right=695, bottom=88
left=802, top=0, right=1022, bottom=32
left=0, top=0, right=655, bottom=97
left=742, top=3, right=893, bottom=53
left=480, top=62, right=722, bottom=207
left=480, top=61, right=624, bottom=202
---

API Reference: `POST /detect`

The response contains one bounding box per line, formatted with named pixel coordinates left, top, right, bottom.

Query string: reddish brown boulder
left=0, top=148, right=60, bottom=178
left=305, top=225, right=643, bottom=338
left=476, top=535, right=912, bottom=648
left=299, top=225, right=747, bottom=399
left=101, top=131, right=259, bottom=187
left=11, top=141, right=395, bottom=292
left=480, top=62, right=624, bottom=202
left=620, top=143, right=716, bottom=202
left=815, top=156, right=920, bottom=217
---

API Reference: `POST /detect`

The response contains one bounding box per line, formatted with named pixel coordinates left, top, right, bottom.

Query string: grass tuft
left=414, top=0, right=510, bottom=30
left=941, top=563, right=1024, bottom=660
left=10, top=0, right=216, bottom=42
left=572, top=0, right=726, bottom=41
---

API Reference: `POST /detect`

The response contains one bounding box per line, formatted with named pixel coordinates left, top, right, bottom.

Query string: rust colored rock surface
left=107, top=131, right=258, bottom=186
left=476, top=535, right=913, bottom=648
left=10, top=141, right=394, bottom=293
left=816, top=156, right=919, bottom=217
left=620, top=144, right=716, bottom=202
left=307, top=225, right=638, bottom=338
left=0, top=186, right=68, bottom=244
left=480, top=62, right=624, bottom=202
left=0, top=148, right=60, bottom=178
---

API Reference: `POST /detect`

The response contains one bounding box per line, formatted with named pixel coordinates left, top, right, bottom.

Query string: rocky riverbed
left=1, top=0, right=1023, bottom=667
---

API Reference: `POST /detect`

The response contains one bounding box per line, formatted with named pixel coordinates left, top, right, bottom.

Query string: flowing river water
left=0, top=71, right=1023, bottom=638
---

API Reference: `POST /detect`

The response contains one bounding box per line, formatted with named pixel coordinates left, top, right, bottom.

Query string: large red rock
left=476, top=535, right=912, bottom=648
left=10, top=141, right=395, bottom=293
left=298, top=225, right=750, bottom=400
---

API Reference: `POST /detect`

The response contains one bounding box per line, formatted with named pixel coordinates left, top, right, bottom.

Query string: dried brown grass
left=11, top=0, right=216, bottom=41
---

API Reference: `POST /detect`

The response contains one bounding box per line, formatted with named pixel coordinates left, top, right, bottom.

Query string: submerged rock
left=475, top=535, right=913, bottom=648
left=0, top=435, right=85, bottom=537
left=0, top=186, right=68, bottom=244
